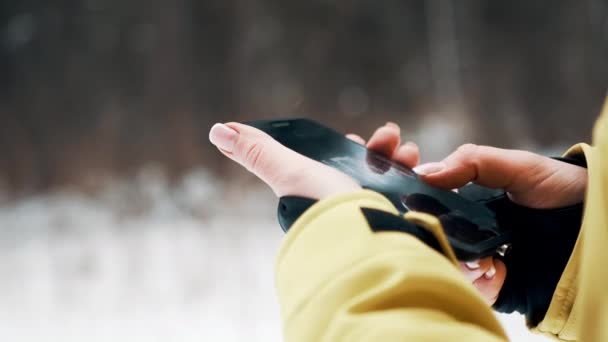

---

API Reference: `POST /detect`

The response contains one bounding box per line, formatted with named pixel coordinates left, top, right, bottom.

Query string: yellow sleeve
left=275, top=189, right=508, bottom=341
left=536, top=99, right=608, bottom=341
left=532, top=143, right=590, bottom=341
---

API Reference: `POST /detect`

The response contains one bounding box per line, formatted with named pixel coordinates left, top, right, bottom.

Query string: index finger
left=416, top=144, right=554, bottom=193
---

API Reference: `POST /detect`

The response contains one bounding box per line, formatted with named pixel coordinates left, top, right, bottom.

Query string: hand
left=413, top=144, right=587, bottom=209
left=346, top=122, right=585, bottom=305
left=209, top=122, right=361, bottom=199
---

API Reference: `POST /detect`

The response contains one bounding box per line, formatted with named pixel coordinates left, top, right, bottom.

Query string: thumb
left=209, top=122, right=297, bottom=191
left=412, top=144, right=555, bottom=194
left=209, top=122, right=360, bottom=198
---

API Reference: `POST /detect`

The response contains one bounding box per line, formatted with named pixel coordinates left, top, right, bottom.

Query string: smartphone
left=246, top=118, right=511, bottom=260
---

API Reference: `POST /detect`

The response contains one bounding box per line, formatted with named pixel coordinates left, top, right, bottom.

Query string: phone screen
left=247, top=118, right=509, bottom=259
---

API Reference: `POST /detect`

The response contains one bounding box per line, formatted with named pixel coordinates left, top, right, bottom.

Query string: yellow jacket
left=275, top=101, right=608, bottom=341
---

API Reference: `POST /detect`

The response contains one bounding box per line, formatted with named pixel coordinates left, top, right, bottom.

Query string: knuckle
left=455, top=143, right=479, bottom=157
left=242, top=141, right=266, bottom=172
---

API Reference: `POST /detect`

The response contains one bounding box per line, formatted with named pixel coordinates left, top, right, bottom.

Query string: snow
left=0, top=168, right=551, bottom=341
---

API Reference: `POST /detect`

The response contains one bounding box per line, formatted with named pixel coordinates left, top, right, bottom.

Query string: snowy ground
left=0, top=167, right=551, bottom=341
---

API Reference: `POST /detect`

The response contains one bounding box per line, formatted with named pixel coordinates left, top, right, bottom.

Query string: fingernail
left=385, top=121, right=399, bottom=129
left=484, top=265, right=496, bottom=279
left=465, top=260, right=480, bottom=270
left=413, top=162, right=445, bottom=175
left=209, top=123, right=239, bottom=152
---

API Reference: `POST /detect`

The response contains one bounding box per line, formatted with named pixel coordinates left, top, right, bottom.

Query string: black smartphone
left=246, top=118, right=512, bottom=260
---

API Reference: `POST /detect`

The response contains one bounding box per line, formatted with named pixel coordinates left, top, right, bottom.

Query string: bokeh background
left=1, top=1, right=607, bottom=341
